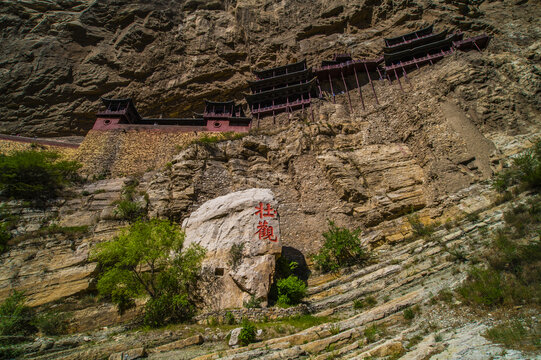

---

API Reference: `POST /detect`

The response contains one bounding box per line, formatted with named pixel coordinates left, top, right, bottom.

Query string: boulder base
left=183, top=188, right=282, bottom=310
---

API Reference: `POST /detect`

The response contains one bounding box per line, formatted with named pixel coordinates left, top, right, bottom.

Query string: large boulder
left=183, top=188, right=281, bottom=310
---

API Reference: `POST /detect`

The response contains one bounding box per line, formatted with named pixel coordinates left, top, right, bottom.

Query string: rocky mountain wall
left=3, top=0, right=538, bottom=136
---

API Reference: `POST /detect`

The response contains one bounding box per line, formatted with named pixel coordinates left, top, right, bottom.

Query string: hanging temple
left=93, top=26, right=490, bottom=133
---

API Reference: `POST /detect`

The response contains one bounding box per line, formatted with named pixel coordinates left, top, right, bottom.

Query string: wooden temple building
left=92, top=26, right=490, bottom=131
left=382, top=25, right=490, bottom=88
left=244, top=60, right=317, bottom=122
left=93, top=98, right=251, bottom=132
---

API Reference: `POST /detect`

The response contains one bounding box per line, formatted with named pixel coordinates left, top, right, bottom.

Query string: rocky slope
left=1, top=0, right=539, bottom=136
left=0, top=0, right=540, bottom=358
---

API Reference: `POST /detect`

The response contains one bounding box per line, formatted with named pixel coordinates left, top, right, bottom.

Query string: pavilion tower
left=245, top=60, right=317, bottom=123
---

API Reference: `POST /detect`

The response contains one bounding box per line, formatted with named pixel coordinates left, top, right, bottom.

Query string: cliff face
left=0, top=0, right=540, bottom=347
left=2, top=0, right=538, bottom=136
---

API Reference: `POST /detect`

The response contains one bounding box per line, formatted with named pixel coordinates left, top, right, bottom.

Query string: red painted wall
left=92, top=117, right=251, bottom=133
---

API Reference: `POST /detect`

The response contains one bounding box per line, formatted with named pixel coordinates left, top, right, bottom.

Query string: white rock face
left=183, top=188, right=282, bottom=310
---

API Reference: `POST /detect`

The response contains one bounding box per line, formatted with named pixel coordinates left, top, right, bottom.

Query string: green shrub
left=0, top=150, right=81, bottom=202
left=457, top=267, right=506, bottom=307
left=0, top=291, right=35, bottom=336
left=228, top=243, right=245, bottom=270
left=364, top=324, right=385, bottom=343
left=403, top=306, right=420, bottom=321
left=0, top=223, right=10, bottom=254
left=353, top=296, right=378, bottom=310
left=113, top=181, right=147, bottom=223
left=407, top=213, right=438, bottom=238
left=33, top=310, right=70, bottom=336
left=457, top=198, right=541, bottom=309
left=276, top=275, right=306, bottom=307
left=114, top=199, right=146, bottom=223
left=92, top=219, right=205, bottom=327
left=311, top=221, right=371, bottom=273
left=225, top=311, right=236, bottom=325
left=484, top=319, right=539, bottom=352
left=243, top=295, right=261, bottom=309
left=238, top=320, right=256, bottom=346
left=493, top=139, right=541, bottom=192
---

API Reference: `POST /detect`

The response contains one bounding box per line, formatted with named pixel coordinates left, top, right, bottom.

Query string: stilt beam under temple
left=473, top=40, right=481, bottom=52
left=309, top=92, right=314, bottom=122
left=394, top=68, right=404, bottom=92
left=328, top=73, right=335, bottom=103
left=341, top=70, right=353, bottom=113
left=353, top=66, right=365, bottom=110
left=377, top=67, right=384, bottom=81
left=400, top=63, right=410, bottom=85
left=364, top=63, right=379, bottom=105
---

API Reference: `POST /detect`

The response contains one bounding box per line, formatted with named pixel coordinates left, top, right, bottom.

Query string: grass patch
left=492, top=139, right=541, bottom=193
left=408, top=213, right=439, bottom=239
left=364, top=324, right=386, bottom=343
left=403, top=305, right=421, bottom=321
left=11, top=224, right=89, bottom=243
left=484, top=318, right=540, bottom=352
left=353, top=296, right=377, bottom=310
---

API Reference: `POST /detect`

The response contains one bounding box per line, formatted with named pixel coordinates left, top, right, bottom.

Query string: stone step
left=192, top=290, right=423, bottom=360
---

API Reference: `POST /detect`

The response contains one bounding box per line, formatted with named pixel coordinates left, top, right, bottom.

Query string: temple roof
left=384, top=33, right=461, bottom=65
left=204, top=100, right=236, bottom=106
left=384, top=25, right=434, bottom=46
left=203, top=100, right=246, bottom=118
left=98, top=97, right=142, bottom=123
left=253, top=60, right=307, bottom=79
left=248, top=68, right=312, bottom=90
left=244, top=77, right=317, bottom=105
left=383, top=30, right=448, bottom=53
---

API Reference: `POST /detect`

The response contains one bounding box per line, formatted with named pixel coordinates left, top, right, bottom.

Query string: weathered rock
left=153, top=334, right=203, bottom=353
left=109, top=347, right=146, bottom=360
left=183, top=188, right=281, bottom=309
left=228, top=328, right=242, bottom=347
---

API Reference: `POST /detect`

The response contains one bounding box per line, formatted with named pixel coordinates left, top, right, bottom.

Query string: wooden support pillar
left=309, top=92, right=314, bottom=122
left=341, top=70, right=353, bottom=113
left=376, top=67, right=384, bottom=81
left=387, top=72, right=392, bottom=84
left=364, top=62, right=379, bottom=105
left=272, top=99, right=275, bottom=124
left=286, top=96, right=291, bottom=121
left=353, top=66, right=365, bottom=110
left=328, top=73, right=335, bottom=103
left=394, top=68, right=404, bottom=92
left=400, top=62, right=410, bottom=84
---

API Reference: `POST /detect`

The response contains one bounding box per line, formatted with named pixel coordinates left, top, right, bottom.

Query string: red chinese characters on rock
left=254, top=202, right=278, bottom=242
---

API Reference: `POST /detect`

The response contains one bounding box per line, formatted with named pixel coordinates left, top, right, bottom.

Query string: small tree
left=311, top=221, right=370, bottom=273
left=0, top=150, right=81, bottom=202
left=0, top=291, right=35, bottom=336
left=92, top=219, right=206, bottom=327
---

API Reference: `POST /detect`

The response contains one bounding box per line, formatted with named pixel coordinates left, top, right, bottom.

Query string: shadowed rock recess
left=0, top=0, right=540, bottom=359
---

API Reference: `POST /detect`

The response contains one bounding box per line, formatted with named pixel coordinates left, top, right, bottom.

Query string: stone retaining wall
left=75, top=129, right=199, bottom=177
left=194, top=304, right=310, bottom=324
